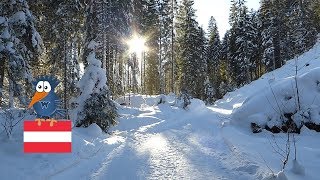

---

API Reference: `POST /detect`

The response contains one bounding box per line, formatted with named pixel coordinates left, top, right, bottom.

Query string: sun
left=126, top=35, right=147, bottom=55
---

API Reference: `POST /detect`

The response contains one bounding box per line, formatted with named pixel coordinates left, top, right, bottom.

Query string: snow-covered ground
left=2, top=40, right=320, bottom=179
left=1, top=96, right=267, bottom=180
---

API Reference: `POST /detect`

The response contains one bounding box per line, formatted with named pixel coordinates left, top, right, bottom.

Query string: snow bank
left=232, top=67, right=320, bottom=129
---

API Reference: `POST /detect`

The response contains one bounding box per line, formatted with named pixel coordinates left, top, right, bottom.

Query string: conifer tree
left=0, top=0, right=43, bottom=107
left=207, top=16, right=221, bottom=93
left=176, top=0, right=206, bottom=99
left=73, top=50, right=117, bottom=132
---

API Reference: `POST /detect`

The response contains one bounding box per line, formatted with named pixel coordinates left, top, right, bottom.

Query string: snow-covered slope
left=216, top=37, right=320, bottom=111
left=233, top=67, right=320, bottom=130
left=213, top=38, right=320, bottom=131
left=215, top=38, right=320, bottom=179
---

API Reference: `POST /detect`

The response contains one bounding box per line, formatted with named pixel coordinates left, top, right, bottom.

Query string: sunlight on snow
left=137, top=134, right=192, bottom=179
left=207, top=107, right=232, bottom=115
left=103, top=135, right=125, bottom=145
left=233, top=103, right=243, bottom=109
left=140, top=134, right=167, bottom=151
left=83, top=139, right=95, bottom=146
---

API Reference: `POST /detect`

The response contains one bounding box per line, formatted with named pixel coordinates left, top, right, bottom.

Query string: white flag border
left=24, top=132, right=72, bottom=142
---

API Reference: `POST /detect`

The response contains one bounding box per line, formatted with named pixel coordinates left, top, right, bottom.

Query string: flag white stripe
left=24, top=132, right=71, bottom=142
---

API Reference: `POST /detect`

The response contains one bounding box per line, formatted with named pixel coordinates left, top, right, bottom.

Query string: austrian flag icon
left=24, top=120, right=72, bottom=153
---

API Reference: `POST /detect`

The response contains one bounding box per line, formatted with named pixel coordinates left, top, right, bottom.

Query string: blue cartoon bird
left=28, top=76, right=63, bottom=126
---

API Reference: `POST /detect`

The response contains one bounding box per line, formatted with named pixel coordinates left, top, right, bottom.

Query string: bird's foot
left=46, top=119, right=58, bottom=127
left=35, top=118, right=45, bottom=126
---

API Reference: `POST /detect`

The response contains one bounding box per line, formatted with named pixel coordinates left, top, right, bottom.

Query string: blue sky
left=194, top=0, right=260, bottom=37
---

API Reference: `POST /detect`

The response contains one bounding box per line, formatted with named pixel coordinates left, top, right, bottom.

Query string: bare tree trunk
left=8, top=78, right=14, bottom=108
left=102, top=0, right=107, bottom=71
left=64, top=40, right=68, bottom=118
left=0, top=54, right=6, bottom=107
left=171, top=0, right=175, bottom=94
left=141, top=51, right=143, bottom=94
left=143, top=51, right=146, bottom=94
left=159, top=14, right=163, bottom=94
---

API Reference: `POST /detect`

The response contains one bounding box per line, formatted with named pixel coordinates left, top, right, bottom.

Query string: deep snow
left=1, top=39, right=320, bottom=179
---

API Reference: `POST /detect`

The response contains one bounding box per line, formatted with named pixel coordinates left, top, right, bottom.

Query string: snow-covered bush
left=72, top=50, right=118, bottom=132
left=81, top=88, right=117, bottom=131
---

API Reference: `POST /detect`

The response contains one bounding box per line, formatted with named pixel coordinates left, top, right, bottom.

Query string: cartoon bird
left=28, top=76, right=63, bottom=126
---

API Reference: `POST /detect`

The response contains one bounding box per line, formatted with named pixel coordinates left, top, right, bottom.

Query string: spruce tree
left=207, top=16, right=221, bottom=94
left=260, top=0, right=276, bottom=72
left=287, top=1, right=317, bottom=56
left=142, top=0, right=161, bottom=95
left=228, top=0, right=251, bottom=87
left=0, top=0, right=43, bottom=107
left=72, top=0, right=118, bottom=132
left=74, top=50, right=117, bottom=132
left=176, top=0, right=205, bottom=99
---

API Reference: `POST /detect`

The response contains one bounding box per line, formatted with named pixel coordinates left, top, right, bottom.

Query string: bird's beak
left=28, top=92, right=49, bottom=108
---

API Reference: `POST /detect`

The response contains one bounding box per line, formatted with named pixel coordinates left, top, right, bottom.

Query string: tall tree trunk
left=64, top=40, right=68, bottom=118
left=159, top=15, right=163, bottom=94
left=171, top=0, right=175, bottom=94
left=102, top=0, right=107, bottom=71
left=8, top=78, right=14, bottom=108
left=0, top=54, right=6, bottom=107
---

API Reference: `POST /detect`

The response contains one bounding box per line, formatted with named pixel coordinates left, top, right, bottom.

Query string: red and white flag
left=24, top=120, right=72, bottom=153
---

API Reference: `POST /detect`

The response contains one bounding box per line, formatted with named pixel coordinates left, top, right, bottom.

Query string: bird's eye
left=43, top=81, right=51, bottom=93
left=36, top=81, right=44, bottom=92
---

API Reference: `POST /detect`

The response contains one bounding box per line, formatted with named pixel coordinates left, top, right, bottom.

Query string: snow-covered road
left=49, top=99, right=263, bottom=180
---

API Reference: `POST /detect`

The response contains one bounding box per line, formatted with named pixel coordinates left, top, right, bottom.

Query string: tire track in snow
left=45, top=136, right=126, bottom=180
left=207, top=107, right=263, bottom=179
left=90, top=143, right=127, bottom=179
left=134, top=133, right=194, bottom=180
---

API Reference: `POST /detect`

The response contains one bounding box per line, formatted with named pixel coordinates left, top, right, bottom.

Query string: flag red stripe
left=24, top=121, right=72, bottom=131
left=24, top=142, right=72, bottom=153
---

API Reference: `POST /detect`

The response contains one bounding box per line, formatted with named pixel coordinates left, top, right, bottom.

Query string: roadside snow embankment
left=232, top=67, right=320, bottom=131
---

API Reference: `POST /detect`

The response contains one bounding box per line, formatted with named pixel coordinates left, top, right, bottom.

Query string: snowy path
left=48, top=102, right=263, bottom=180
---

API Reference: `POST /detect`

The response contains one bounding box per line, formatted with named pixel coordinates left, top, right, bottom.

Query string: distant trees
left=259, top=0, right=317, bottom=72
